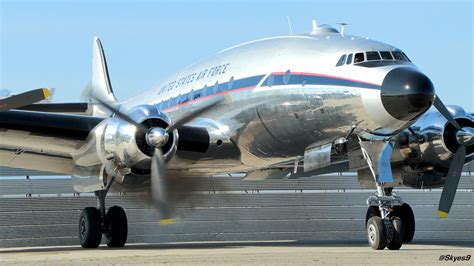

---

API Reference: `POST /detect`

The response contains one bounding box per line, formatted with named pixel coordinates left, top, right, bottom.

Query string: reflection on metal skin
left=456, top=127, right=474, bottom=146
left=146, top=127, right=169, bottom=148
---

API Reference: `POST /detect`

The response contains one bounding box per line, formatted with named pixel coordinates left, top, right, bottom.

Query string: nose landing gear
left=365, top=188, right=406, bottom=250
left=358, top=138, right=416, bottom=250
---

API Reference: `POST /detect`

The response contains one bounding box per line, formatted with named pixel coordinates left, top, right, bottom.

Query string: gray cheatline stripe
left=0, top=189, right=471, bottom=199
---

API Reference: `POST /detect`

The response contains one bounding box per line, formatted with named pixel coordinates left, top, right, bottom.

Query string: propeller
left=0, top=88, right=51, bottom=112
left=433, top=96, right=461, bottom=130
left=97, top=98, right=222, bottom=223
left=433, top=95, right=472, bottom=218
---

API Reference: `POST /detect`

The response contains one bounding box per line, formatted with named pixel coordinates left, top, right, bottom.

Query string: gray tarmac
left=1, top=240, right=473, bottom=265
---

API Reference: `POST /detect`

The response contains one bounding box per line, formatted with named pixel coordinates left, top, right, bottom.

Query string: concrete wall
left=0, top=170, right=473, bottom=248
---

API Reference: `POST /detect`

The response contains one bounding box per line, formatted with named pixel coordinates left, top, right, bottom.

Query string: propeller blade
left=437, top=145, right=466, bottom=218
left=433, top=95, right=461, bottom=130
left=166, top=98, right=222, bottom=133
left=150, top=148, right=174, bottom=225
left=0, top=88, right=51, bottom=112
left=95, top=98, right=148, bottom=133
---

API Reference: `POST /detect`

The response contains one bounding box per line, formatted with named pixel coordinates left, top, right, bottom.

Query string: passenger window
left=366, top=51, right=381, bottom=61
left=180, top=93, right=188, bottom=104
left=392, top=51, right=404, bottom=61
left=213, top=81, right=219, bottom=94
left=194, top=90, right=201, bottom=99
left=203, top=85, right=211, bottom=96
left=336, top=54, right=347, bottom=66
left=228, top=76, right=234, bottom=90
left=354, top=53, right=365, bottom=63
left=283, top=70, right=291, bottom=84
left=380, top=51, right=393, bottom=60
left=346, top=54, right=353, bottom=64
left=267, top=74, right=274, bottom=87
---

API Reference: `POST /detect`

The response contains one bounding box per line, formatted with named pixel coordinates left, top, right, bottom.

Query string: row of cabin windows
left=157, top=77, right=234, bottom=110
left=336, top=50, right=411, bottom=66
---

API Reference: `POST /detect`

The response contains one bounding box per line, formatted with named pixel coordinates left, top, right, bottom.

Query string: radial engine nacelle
left=396, top=105, right=473, bottom=188
left=102, top=105, right=178, bottom=172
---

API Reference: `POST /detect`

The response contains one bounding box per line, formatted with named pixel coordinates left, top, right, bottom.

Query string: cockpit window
left=354, top=53, right=365, bottom=63
left=402, top=52, right=411, bottom=62
left=366, top=51, right=381, bottom=61
left=392, top=51, right=404, bottom=61
left=338, top=50, right=411, bottom=66
left=336, top=54, right=347, bottom=66
left=346, top=54, right=353, bottom=64
left=380, top=51, right=393, bottom=60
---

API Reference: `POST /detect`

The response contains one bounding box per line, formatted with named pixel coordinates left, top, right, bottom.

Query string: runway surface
left=1, top=241, right=473, bottom=265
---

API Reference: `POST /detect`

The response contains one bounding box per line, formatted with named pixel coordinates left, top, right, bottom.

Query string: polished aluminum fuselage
left=121, top=32, right=420, bottom=174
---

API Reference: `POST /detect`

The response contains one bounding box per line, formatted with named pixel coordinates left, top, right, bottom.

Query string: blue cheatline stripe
left=157, top=75, right=265, bottom=111
left=157, top=72, right=380, bottom=111
left=262, top=73, right=381, bottom=90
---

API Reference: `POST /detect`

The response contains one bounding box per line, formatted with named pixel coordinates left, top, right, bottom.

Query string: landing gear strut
left=78, top=177, right=128, bottom=248
left=358, top=138, right=416, bottom=250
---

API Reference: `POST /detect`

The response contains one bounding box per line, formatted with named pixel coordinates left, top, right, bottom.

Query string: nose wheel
left=358, top=137, right=416, bottom=250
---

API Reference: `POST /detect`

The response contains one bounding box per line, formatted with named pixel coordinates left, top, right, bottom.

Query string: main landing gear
left=358, top=138, right=416, bottom=250
left=78, top=178, right=128, bottom=248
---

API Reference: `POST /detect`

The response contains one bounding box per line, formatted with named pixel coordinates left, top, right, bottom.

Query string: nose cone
left=381, top=67, right=435, bottom=121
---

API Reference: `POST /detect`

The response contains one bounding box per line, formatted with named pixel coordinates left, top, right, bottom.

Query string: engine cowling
left=102, top=105, right=178, bottom=172
left=396, top=105, right=473, bottom=188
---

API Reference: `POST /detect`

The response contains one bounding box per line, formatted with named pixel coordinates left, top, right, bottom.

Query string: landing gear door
left=303, top=142, right=332, bottom=172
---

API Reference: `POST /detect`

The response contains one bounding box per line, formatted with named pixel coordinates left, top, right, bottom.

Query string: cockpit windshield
left=335, top=50, right=411, bottom=67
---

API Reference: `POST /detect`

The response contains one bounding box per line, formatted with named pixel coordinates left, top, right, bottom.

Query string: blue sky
left=1, top=0, right=473, bottom=110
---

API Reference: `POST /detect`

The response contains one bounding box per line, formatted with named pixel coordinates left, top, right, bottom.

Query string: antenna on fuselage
left=336, top=22, right=348, bottom=37
left=287, top=16, right=293, bottom=35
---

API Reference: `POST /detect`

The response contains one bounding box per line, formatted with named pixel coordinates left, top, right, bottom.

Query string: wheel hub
left=80, top=217, right=86, bottom=238
left=368, top=224, right=377, bottom=244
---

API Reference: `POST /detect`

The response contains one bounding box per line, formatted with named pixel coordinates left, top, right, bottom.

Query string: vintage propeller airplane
left=0, top=21, right=472, bottom=250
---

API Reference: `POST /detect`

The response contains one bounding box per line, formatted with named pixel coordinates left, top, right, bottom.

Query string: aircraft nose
left=381, top=67, right=435, bottom=121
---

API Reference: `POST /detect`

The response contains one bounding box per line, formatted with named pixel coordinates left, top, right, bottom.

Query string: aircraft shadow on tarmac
left=1, top=240, right=473, bottom=254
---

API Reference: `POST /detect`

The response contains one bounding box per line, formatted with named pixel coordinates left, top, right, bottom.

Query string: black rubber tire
left=387, top=217, right=404, bottom=250
left=367, top=216, right=387, bottom=250
left=392, top=203, right=415, bottom=243
left=365, top=206, right=381, bottom=225
left=105, top=206, right=128, bottom=248
left=78, top=207, right=102, bottom=248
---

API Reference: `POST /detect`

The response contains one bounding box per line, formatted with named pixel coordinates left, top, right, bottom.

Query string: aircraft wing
left=0, top=110, right=104, bottom=175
